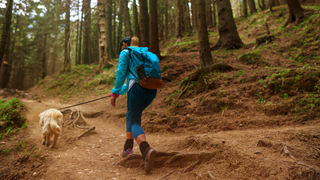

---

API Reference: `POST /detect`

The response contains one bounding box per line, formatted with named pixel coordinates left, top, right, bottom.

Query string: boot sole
left=145, top=149, right=157, bottom=173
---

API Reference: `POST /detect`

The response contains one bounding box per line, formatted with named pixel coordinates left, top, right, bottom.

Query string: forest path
left=16, top=97, right=320, bottom=180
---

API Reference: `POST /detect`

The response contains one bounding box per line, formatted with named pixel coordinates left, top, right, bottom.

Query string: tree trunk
left=133, top=0, right=141, bottom=41
left=191, top=0, right=198, bottom=32
left=97, top=0, right=110, bottom=72
left=243, top=0, right=248, bottom=17
left=0, top=0, right=13, bottom=88
left=83, top=0, right=91, bottom=64
left=205, top=0, right=214, bottom=28
left=42, top=34, right=47, bottom=79
left=215, top=0, right=244, bottom=49
left=76, top=0, right=80, bottom=65
left=78, top=1, right=84, bottom=64
left=106, top=0, right=114, bottom=59
left=149, top=0, right=161, bottom=59
left=258, top=0, right=266, bottom=11
left=159, top=0, right=164, bottom=41
left=197, top=0, right=213, bottom=69
left=64, top=0, right=71, bottom=72
left=113, top=0, right=117, bottom=54
left=212, top=0, right=217, bottom=27
left=175, top=0, right=183, bottom=41
left=184, top=0, right=192, bottom=33
left=118, top=0, right=123, bottom=50
left=122, top=0, right=133, bottom=37
left=285, top=0, right=305, bottom=26
left=248, top=0, right=257, bottom=14
left=140, top=0, right=149, bottom=47
left=165, top=0, right=169, bottom=39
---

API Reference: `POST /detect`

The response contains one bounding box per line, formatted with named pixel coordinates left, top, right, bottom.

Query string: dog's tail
left=50, top=113, right=62, bottom=134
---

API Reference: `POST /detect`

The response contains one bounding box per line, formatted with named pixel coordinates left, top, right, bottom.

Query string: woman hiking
left=111, top=37, right=157, bottom=173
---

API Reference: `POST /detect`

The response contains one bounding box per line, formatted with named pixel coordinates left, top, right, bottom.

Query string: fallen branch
left=280, top=143, right=297, bottom=161
left=77, top=126, right=95, bottom=139
left=177, top=81, right=191, bottom=100
left=158, top=170, right=174, bottom=180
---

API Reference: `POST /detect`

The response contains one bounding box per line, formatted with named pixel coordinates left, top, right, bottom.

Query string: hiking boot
left=144, top=148, right=157, bottom=173
left=121, top=149, right=133, bottom=158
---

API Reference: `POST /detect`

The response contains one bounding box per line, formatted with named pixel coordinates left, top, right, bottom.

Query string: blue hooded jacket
left=112, top=46, right=149, bottom=95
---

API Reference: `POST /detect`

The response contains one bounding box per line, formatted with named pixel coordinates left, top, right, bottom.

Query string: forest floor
left=1, top=5, right=320, bottom=180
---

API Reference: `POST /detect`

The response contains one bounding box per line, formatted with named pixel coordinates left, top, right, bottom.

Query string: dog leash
left=59, top=95, right=112, bottom=110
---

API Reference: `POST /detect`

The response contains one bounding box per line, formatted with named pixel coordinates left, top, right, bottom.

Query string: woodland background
left=0, top=0, right=318, bottom=90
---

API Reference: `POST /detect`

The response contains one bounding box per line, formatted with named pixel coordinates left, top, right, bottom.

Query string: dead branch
left=177, top=81, right=191, bottom=100
left=281, top=160, right=320, bottom=172
left=158, top=170, right=174, bottom=180
left=77, top=126, right=95, bottom=139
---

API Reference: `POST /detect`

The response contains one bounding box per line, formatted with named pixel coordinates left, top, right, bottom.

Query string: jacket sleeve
left=112, top=50, right=130, bottom=95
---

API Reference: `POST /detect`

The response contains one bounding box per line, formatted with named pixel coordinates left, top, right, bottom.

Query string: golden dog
left=39, top=109, right=63, bottom=148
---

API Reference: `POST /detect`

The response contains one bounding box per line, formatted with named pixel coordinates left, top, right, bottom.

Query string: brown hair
left=131, top=37, right=140, bottom=47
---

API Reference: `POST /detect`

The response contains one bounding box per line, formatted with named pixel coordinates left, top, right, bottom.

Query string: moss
left=239, top=52, right=269, bottom=66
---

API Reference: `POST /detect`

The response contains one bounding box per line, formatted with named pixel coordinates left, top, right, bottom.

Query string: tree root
left=158, top=170, right=174, bottom=179
left=281, top=160, right=320, bottom=172
left=61, top=108, right=96, bottom=138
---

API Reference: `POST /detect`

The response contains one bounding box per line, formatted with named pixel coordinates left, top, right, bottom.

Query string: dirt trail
left=1, top=96, right=317, bottom=180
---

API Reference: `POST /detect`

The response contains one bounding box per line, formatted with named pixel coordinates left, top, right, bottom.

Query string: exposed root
left=280, top=143, right=297, bottom=161
left=62, top=108, right=96, bottom=138
left=177, top=81, right=190, bottom=100
left=183, top=159, right=203, bottom=173
left=166, top=152, right=216, bottom=164
left=158, top=170, right=174, bottom=179
left=281, top=160, right=320, bottom=172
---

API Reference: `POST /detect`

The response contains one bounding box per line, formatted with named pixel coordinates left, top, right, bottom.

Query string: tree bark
left=113, top=0, right=117, bottom=54
left=149, top=0, right=161, bottom=59
left=212, top=0, right=217, bottom=27
left=133, top=0, right=141, bottom=41
left=184, top=0, right=192, bottom=33
left=205, top=0, right=214, bottom=28
left=197, top=0, right=213, bottom=69
left=117, top=0, right=123, bottom=49
left=82, top=0, right=91, bottom=64
left=165, top=0, right=169, bottom=39
left=215, top=0, right=244, bottom=50
left=75, top=0, right=80, bottom=65
left=191, top=0, right=198, bottom=32
left=140, top=0, right=149, bottom=47
left=97, top=0, right=109, bottom=73
left=122, top=0, right=133, bottom=37
left=78, top=1, right=84, bottom=64
left=64, top=0, right=71, bottom=72
left=0, top=0, right=13, bottom=88
left=248, top=0, right=257, bottom=14
left=243, top=0, right=248, bottom=17
left=285, top=0, right=305, bottom=26
left=42, top=34, right=47, bottom=79
left=175, top=0, right=183, bottom=41
left=106, top=0, right=114, bottom=59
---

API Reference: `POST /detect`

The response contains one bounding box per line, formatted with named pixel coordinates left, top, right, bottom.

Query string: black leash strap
left=59, top=95, right=112, bottom=110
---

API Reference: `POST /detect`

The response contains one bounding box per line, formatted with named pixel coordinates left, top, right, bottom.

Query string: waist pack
left=125, top=48, right=162, bottom=89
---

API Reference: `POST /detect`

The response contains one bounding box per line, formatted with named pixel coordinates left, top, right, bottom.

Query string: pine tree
left=197, top=0, right=213, bottom=69
left=140, top=0, right=149, bottom=47
left=285, top=0, right=305, bottom=26
left=122, top=0, right=133, bottom=37
left=149, top=0, right=161, bottom=58
left=214, top=0, right=244, bottom=49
